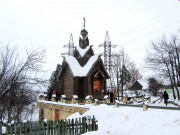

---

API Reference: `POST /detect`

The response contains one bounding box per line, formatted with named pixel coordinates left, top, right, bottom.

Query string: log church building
left=59, top=18, right=110, bottom=100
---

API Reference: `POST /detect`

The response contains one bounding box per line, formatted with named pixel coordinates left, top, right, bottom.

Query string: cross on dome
left=80, top=17, right=88, bottom=38
left=83, top=17, right=86, bottom=28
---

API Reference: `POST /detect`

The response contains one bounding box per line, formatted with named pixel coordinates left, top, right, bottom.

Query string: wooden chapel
left=59, top=18, right=110, bottom=100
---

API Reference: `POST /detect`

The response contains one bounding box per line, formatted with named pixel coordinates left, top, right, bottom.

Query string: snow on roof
left=65, top=55, right=99, bottom=77
left=61, top=95, right=66, bottom=98
left=73, top=95, right=78, bottom=99
left=94, top=99, right=98, bottom=102
left=76, top=46, right=90, bottom=57
left=85, top=95, right=93, bottom=100
left=103, top=95, right=109, bottom=99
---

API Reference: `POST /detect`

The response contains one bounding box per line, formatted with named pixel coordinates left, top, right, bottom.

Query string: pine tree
left=47, top=64, right=62, bottom=100
left=120, top=65, right=132, bottom=86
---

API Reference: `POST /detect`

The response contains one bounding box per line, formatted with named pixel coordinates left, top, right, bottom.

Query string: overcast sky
left=0, top=0, right=180, bottom=79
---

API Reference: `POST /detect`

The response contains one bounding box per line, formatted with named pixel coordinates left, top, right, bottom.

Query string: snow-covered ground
left=2, top=98, right=179, bottom=134
left=67, top=101, right=180, bottom=135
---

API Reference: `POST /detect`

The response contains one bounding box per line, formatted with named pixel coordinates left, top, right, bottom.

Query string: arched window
left=92, top=71, right=104, bottom=94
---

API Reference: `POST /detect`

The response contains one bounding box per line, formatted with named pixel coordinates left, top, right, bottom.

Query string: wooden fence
left=0, top=116, right=98, bottom=135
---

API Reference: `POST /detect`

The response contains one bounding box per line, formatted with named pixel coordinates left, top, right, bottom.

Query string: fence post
left=9, top=123, right=13, bottom=135
left=92, top=115, right=98, bottom=131
left=81, top=117, right=86, bottom=134
left=33, top=123, right=37, bottom=135
left=68, top=119, right=71, bottom=135
left=71, top=119, right=74, bottom=135
left=0, top=123, right=2, bottom=135
left=76, top=118, right=80, bottom=135
left=57, top=121, right=60, bottom=135
left=50, top=121, right=53, bottom=135
left=64, top=119, right=68, bottom=135
left=23, top=123, right=26, bottom=135
left=5, top=123, right=9, bottom=134
left=42, top=121, right=45, bottom=135
left=53, top=121, right=56, bottom=135
left=79, top=117, right=82, bottom=134
left=38, top=122, right=41, bottom=135
left=29, top=123, right=32, bottom=135
left=13, top=123, right=16, bottom=135
left=63, top=120, right=66, bottom=135
left=47, top=121, right=50, bottom=135
left=19, top=123, right=22, bottom=135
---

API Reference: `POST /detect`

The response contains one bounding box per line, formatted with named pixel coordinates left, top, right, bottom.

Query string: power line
left=90, top=0, right=145, bottom=36
left=112, top=6, right=180, bottom=40
left=103, top=0, right=144, bottom=29
left=121, top=19, right=180, bottom=45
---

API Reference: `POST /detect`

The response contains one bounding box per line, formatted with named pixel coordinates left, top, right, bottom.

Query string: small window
left=93, top=80, right=101, bottom=94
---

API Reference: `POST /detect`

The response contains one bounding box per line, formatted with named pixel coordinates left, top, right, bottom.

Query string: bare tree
left=145, top=32, right=180, bottom=100
left=0, top=44, right=47, bottom=122
left=111, top=48, right=142, bottom=97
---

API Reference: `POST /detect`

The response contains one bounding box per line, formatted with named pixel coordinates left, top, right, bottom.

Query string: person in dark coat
left=163, top=91, right=169, bottom=106
left=110, top=92, right=114, bottom=103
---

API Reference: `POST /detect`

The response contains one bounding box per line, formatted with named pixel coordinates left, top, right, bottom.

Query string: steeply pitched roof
left=129, top=80, right=143, bottom=90
left=76, top=46, right=91, bottom=57
left=64, top=55, right=99, bottom=77
left=138, top=79, right=149, bottom=89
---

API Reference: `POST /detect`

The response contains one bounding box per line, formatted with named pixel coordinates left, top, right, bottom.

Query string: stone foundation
left=37, top=101, right=89, bottom=121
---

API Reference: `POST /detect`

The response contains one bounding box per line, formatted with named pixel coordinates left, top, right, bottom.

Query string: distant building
left=129, top=80, right=143, bottom=91
left=58, top=19, right=109, bottom=99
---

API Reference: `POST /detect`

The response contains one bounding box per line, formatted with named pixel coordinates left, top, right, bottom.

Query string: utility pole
left=61, top=34, right=74, bottom=56
left=121, top=48, right=125, bottom=99
left=99, top=31, right=118, bottom=91
left=115, top=54, right=120, bottom=99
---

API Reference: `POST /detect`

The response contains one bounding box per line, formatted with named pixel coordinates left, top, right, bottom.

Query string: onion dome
left=80, top=28, right=88, bottom=37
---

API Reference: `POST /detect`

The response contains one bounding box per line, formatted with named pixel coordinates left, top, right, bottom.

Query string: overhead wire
left=103, top=0, right=145, bottom=29
left=122, top=19, right=180, bottom=45
left=88, top=0, right=121, bottom=30
left=89, top=1, right=180, bottom=55
left=111, top=6, right=180, bottom=40
left=90, top=0, right=145, bottom=37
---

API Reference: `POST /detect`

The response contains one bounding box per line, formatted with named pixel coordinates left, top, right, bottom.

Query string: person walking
left=163, top=91, right=169, bottom=106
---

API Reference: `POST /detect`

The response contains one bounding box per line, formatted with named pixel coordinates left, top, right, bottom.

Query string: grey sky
left=0, top=0, right=180, bottom=78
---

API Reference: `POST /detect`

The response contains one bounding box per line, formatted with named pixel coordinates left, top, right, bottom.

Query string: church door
left=55, top=109, right=60, bottom=121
